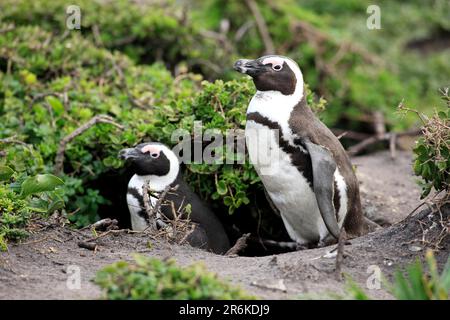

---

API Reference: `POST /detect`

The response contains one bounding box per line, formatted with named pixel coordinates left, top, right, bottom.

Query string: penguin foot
left=317, top=236, right=338, bottom=248
left=317, top=238, right=351, bottom=248
left=295, top=243, right=309, bottom=251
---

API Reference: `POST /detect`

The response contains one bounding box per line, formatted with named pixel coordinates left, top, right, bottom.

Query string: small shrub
left=1, top=0, right=447, bottom=231
left=0, top=0, right=224, bottom=75
left=341, top=250, right=449, bottom=300
left=95, top=254, right=256, bottom=300
left=403, top=89, right=450, bottom=198
left=0, top=165, right=65, bottom=250
left=389, top=250, right=450, bottom=300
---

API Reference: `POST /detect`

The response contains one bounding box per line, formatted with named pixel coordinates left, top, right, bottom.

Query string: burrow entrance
left=88, top=167, right=296, bottom=257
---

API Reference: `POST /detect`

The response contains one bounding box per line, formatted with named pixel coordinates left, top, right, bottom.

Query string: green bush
left=390, top=250, right=449, bottom=300
left=2, top=0, right=446, bottom=130
left=0, top=23, right=329, bottom=225
left=409, top=89, right=450, bottom=198
left=343, top=250, right=450, bottom=300
left=0, top=25, right=198, bottom=225
left=193, top=0, right=449, bottom=129
left=0, top=165, right=65, bottom=250
left=0, top=0, right=219, bottom=73
left=1, top=0, right=448, bottom=231
left=95, top=254, right=255, bottom=300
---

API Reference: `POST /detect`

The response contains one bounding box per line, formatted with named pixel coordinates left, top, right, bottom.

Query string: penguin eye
left=150, top=153, right=159, bottom=159
left=272, top=64, right=282, bottom=71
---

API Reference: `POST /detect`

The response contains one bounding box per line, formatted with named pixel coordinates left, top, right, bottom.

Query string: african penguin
left=234, top=55, right=366, bottom=247
left=119, top=142, right=230, bottom=254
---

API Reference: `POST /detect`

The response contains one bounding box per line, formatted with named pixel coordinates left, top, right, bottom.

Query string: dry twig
left=77, top=241, right=97, bottom=251
left=226, top=233, right=251, bottom=256
left=80, top=218, right=118, bottom=232
left=54, top=115, right=124, bottom=175
left=245, top=0, right=275, bottom=54
left=0, top=135, right=31, bottom=149
left=346, top=129, right=422, bottom=157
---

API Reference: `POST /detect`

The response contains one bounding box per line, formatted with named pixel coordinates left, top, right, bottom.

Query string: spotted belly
left=246, top=120, right=347, bottom=244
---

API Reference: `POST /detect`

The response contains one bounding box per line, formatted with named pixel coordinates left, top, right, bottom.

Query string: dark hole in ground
left=0, top=57, right=8, bottom=74
left=89, top=168, right=297, bottom=257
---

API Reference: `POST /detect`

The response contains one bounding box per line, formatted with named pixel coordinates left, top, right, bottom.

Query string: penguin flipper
left=264, top=187, right=281, bottom=217
left=303, top=140, right=341, bottom=239
left=185, top=223, right=209, bottom=250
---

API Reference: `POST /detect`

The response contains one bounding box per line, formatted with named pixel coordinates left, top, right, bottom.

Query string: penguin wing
left=264, top=187, right=281, bottom=217
left=303, top=140, right=341, bottom=239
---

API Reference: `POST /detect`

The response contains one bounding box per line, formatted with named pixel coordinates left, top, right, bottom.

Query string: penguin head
left=233, top=55, right=303, bottom=96
left=119, top=142, right=179, bottom=178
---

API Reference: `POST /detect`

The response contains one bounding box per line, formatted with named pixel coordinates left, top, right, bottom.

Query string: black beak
left=233, top=59, right=262, bottom=77
left=119, top=148, right=139, bottom=161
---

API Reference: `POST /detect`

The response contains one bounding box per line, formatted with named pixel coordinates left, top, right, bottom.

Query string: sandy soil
left=0, top=151, right=448, bottom=300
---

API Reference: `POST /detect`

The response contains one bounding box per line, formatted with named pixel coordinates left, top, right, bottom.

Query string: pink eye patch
left=141, top=145, right=161, bottom=157
left=262, top=57, right=285, bottom=67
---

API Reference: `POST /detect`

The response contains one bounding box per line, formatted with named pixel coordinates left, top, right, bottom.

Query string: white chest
left=245, top=99, right=348, bottom=244
left=127, top=175, right=159, bottom=231
left=247, top=92, right=297, bottom=144
left=246, top=120, right=325, bottom=243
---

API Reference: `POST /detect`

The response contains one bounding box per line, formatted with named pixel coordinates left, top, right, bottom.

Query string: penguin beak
left=119, top=148, right=139, bottom=161
left=233, top=59, right=263, bottom=77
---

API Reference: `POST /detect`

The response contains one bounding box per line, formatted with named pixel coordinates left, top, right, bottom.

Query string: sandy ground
left=0, top=151, right=448, bottom=300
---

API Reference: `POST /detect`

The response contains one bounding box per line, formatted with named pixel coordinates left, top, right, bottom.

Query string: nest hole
left=88, top=169, right=296, bottom=257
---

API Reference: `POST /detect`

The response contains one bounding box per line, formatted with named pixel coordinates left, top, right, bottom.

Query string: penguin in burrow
left=119, top=142, right=230, bottom=254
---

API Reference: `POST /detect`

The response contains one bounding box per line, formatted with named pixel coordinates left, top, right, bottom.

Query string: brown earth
left=0, top=151, right=448, bottom=300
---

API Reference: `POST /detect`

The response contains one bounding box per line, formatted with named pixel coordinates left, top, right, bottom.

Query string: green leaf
left=27, top=198, right=50, bottom=213
left=392, top=271, right=413, bottom=300
left=437, top=161, right=447, bottom=171
left=46, top=96, right=64, bottom=116
left=420, top=184, right=432, bottom=198
left=20, top=174, right=64, bottom=198
left=421, top=163, right=431, bottom=178
left=441, top=259, right=450, bottom=293
left=223, top=196, right=233, bottom=206
left=211, top=192, right=220, bottom=200
left=406, top=262, right=428, bottom=299
left=0, top=166, right=15, bottom=181
left=47, top=199, right=65, bottom=214
left=413, top=160, right=422, bottom=175
left=216, top=180, right=228, bottom=196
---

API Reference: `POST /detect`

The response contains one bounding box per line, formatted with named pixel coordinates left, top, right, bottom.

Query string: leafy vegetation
left=390, top=250, right=449, bottom=300
left=0, top=0, right=448, bottom=233
left=0, top=166, right=64, bottom=250
left=95, top=254, right=255, bottom=300
left=343, top=250, right=450, bottom=300
left=405, top=89, right=450, bottom=198
left=0, top=20, right=328, bottom=228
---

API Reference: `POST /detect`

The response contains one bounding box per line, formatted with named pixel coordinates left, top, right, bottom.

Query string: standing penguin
left=234, top=55, right=366, bottom=247
left=119, top=142, right=230, bottom=254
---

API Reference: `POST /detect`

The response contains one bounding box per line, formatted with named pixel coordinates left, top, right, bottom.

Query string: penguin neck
left=247, top=81, right=306, bottom=144
left=247, top=80, right=305, bottom=117
left=130, top=162, right=180, bottom=193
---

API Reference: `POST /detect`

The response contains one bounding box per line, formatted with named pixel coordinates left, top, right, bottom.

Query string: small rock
left=322, top=250, right=337, bottom=259
left=408, top=245, right=422, bottom=252
left=269, top=256, right=278, bottom=266
left=383, top=259, right=393, bottom=266
left=251, top=279, right=287, bottom=292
